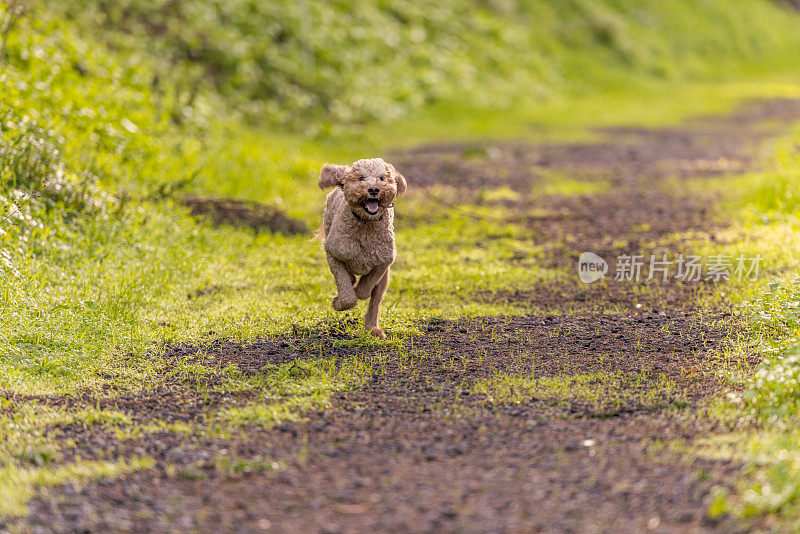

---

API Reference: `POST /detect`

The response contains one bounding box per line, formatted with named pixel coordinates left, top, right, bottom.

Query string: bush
left=0, top=106, right=114, bottom=248
left=47, top=0, right=800, bottom=130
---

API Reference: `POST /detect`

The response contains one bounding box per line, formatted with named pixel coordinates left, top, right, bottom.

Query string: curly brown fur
left=317, top=158, right=407, bottom=339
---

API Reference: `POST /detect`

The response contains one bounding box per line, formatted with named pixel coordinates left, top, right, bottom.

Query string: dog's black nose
left=368, top=187, right=379, bottom=196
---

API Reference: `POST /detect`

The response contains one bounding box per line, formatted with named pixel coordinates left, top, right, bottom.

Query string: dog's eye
left=380, top=176, right=385, bottom=181
left=359, top=176, right=365, bottom=181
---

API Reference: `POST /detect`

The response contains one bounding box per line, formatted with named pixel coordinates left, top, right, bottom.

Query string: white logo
left=578, top=252, right=608, bottom=284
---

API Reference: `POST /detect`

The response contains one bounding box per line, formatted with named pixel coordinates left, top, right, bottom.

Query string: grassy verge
left=671, top=123, right=800, bottom=528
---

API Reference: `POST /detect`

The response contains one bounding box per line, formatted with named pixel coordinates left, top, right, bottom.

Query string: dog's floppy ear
left=319, top=164, right=348, bottom=189
left=390, top=164, right=407, bottom=196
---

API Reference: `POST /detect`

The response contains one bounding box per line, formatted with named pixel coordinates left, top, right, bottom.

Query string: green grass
left=666, top=122, right=800, bottom=526
left=0, top=354, right=373, bottom=515
left=2, top=194, right=562, bottom=395
left=214, top=357, right=373, bottom=432
left=475, top=370, right=680, bottom=412
left=535, top=172, right=612, bottom=197
left=0, top=457, right=153, bottom=517
left=0, top=401, right=155, bottom=516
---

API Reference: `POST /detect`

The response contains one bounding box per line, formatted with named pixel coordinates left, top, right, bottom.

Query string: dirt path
left=10, top=99, right=800, bottom=533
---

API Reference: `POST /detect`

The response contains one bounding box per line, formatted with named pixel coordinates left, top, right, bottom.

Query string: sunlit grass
left=535, top=172, right=611, bottom=197
left=0, top=354, right=373, bottom=516
left=474, top=370, right=679, bottom=412
left=0, top=457, right=153, bottom=517
left=0, top=402, right=154, bottom=516
left=2, top=191, right=565, bottom=396
left=675, top=123, right=800, bottom=526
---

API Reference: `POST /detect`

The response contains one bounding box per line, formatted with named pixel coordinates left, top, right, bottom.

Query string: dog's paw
left=354, top=280, right=373, bottom=300
left=332, top=294, right=357, bottom=311
left=368, top=327, right=386, bottom=340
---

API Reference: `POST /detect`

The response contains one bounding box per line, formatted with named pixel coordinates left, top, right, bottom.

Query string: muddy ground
left=8, top=99, right=800, bottom=533
left=181, top=196, right=308, bottom=235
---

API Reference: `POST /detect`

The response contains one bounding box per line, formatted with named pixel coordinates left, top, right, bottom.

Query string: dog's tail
left=311, top=223, right=326, bottom=242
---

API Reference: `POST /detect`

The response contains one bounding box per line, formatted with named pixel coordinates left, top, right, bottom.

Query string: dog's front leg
left=364, top=268, right=390, bottom=339
left=327, top=254, right=357, bottom=311
left=354, top=263, right=391, bottom=300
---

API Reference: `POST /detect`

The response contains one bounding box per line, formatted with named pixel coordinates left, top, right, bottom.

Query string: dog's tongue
left=366, top=200, right=379, bottom=213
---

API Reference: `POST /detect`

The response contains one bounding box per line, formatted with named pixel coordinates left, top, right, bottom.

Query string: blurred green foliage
left=687, top=127, right=800, bottom=525
left=0, top=107, right=112, bottom=220
left=46, top=0, right=800, bottom=129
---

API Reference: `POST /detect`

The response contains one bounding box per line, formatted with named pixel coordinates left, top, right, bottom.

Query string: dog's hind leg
left=364, top=269, right=390, bottom=339
left=327, top=254, right=357, bottom=311
left=354, top=263, right=390, bottom=300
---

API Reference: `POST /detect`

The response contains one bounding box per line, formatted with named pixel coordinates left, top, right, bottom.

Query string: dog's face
left=319, top=158, right=407, bottom=221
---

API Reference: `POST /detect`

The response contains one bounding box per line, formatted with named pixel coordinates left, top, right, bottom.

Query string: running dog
left=316, top=158, right=407, bottom=339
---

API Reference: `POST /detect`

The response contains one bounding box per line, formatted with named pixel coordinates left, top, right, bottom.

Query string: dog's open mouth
left=364, top=199, right=380, bottom=215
